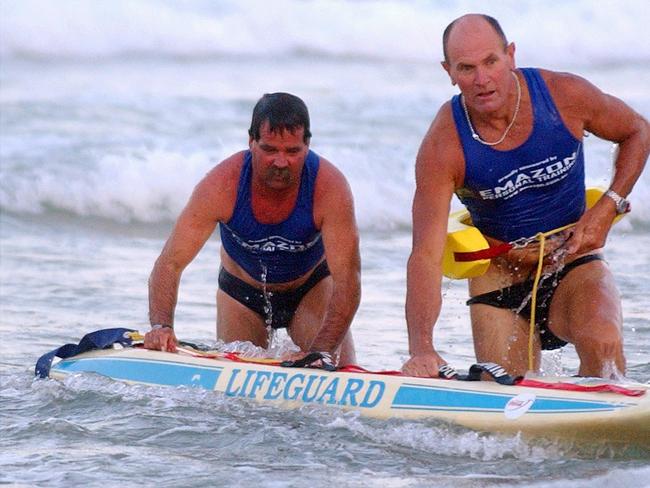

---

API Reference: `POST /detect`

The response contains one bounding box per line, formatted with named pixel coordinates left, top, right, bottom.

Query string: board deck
left=48, top=345, right=650, bottom=445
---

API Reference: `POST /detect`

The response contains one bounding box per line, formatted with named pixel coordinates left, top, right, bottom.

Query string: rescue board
left=38, top=329, right=650, bottom=446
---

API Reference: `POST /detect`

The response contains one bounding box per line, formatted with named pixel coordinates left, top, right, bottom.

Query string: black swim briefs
left=466, top=254, right=604, bottom=350
left=218, top=260, right=330, bottom=329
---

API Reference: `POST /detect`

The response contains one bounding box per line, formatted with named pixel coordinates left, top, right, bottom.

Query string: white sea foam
left=1, top=0, right=649, bottom=68
left=1, top=0, right=648, bottom=231
left=1, top=140, right=647, bottom=230
left=0, top=149, right=214, bottom=223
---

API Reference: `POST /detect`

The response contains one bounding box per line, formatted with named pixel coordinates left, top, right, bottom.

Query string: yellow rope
left=526, top=222, right=575, bottom=372
left=528, top=232, right=546, bottom=372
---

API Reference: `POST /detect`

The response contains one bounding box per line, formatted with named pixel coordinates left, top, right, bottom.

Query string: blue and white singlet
left=219, top=150, right=324, bottom=284
left=451, top=68, right=586, bottom=242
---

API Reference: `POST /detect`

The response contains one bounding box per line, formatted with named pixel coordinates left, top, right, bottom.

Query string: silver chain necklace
left=461, top=71, right=521, bottom=146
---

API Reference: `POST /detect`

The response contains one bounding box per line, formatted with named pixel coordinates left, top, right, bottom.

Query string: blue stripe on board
left=53, top=357, right=223, bottom=389
left=392, top=384, right=625, bottom=413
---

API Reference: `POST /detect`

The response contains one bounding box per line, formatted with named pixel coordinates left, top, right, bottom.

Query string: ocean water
left=1, top=1, right=649, bottom=486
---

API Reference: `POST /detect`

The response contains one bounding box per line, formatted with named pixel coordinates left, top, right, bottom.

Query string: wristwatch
left=151, top=324, right=173, bottom=331
left=604, top=189, right=630, bottom=215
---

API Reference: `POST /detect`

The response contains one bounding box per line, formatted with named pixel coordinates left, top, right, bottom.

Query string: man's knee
left=572, top=319, right=626, bottom=377
left=571, top=319, right=623, bottom=358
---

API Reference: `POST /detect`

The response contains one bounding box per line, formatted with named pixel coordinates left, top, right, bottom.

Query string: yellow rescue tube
left=442, top=210, right=491, bottom=279
left=442, top=187, right=624, bottom=280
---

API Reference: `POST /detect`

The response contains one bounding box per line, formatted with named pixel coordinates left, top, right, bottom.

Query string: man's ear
left=441, top=61, right=456, bottom=86
left=506, top=42, right=516, bottom=69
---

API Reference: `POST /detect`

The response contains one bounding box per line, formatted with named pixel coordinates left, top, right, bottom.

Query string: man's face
left=249, top=121, right=309, bottom=191
left=443, top=19, right=515, bottom=115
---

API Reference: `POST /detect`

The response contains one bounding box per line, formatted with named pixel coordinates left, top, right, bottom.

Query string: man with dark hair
left=145, top=93, right=360, bottom=365
left=403, top=14, right=649, bottom=378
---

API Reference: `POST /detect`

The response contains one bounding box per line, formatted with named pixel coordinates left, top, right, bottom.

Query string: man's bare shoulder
left=312, top=155, right=356, bottom=226
left=203, top=151, right=245, bottom=182
left=314, top=156, right=351, bottom=194
left=538, top=68, right=615, bottom=136
left=537, top=67, right=584, bottom=83
left=422, top=101, right=458, bottom=143
left=195, top=151, right=244, bottom=194
left=187, top=151, right=246, bottom=220
left=538, top=68, right=599, bottom=105
left=417, top=101, right=464, bottom=185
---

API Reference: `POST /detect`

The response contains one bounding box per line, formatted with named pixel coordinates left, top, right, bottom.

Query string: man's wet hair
left=442, top=14, right=508, bottom=63
left=248, top=92, right=312, bottom=143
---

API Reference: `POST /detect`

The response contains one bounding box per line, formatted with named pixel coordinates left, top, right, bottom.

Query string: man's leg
left=217, top=289, right=270, bottom=347
left=287, top=276, right=357, bottom=366
left=547, top=259, right=625, bottom=377
left=470, top=303, right=541, bottom=376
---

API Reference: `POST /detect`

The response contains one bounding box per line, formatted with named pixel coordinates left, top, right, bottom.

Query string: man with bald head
left=403, top=14, right=649, bottom=378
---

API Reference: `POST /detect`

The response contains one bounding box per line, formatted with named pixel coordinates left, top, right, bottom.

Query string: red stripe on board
left=517, top=378, right=646, bottom=397
left=337, top=364, right=404, bottom=376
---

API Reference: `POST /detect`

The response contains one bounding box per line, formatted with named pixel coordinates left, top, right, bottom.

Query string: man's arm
left=403, top=104, right=463, bottom=377
left=145, top=159, right=238, bottom=351
left=549, top=72, right=650, bottom=255
left=307, top=160, right=361, bottom=356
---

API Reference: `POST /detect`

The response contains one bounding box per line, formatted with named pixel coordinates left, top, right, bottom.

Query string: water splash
left=600, top=360, right=627, bottom=381
left=259, top=261, right=278, bottom=348
left=539, top=349, right=565, bottom=377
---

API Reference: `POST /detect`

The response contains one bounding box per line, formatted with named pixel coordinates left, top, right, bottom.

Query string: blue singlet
left=219, top=150, right=324, bottom=284
left=451, top=68, right=586, bottom=242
